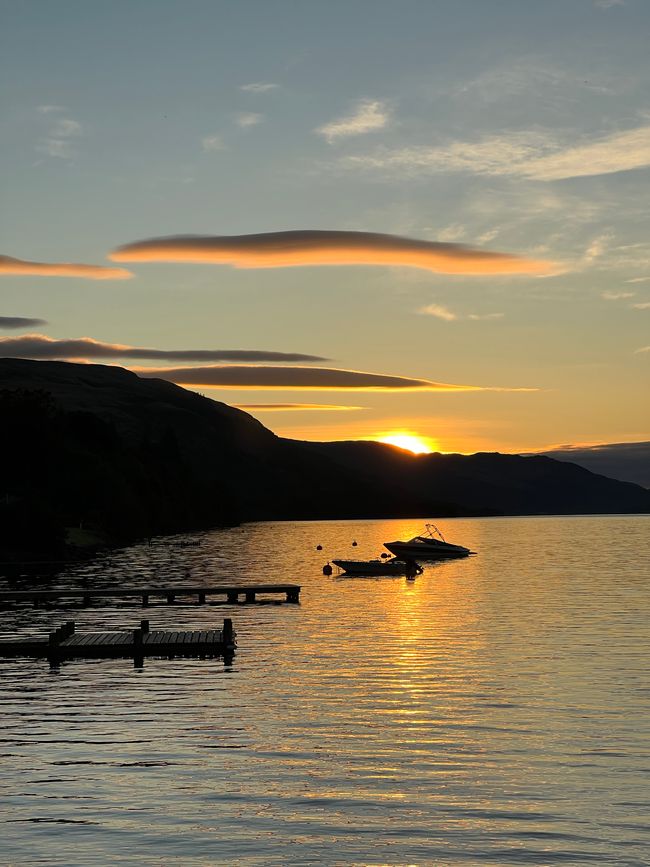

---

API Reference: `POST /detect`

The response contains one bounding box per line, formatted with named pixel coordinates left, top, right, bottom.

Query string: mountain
left=536, top=442, right=650, bottom=489
left=1, top=358, right=648, bottom=556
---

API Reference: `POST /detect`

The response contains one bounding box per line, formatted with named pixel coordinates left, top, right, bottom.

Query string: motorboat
left=331, top=557, right=423, bottom=576
left=383, top=524, right=474, bottom=559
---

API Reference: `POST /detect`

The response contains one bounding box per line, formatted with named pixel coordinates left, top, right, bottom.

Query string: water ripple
left=1, top=515, right=649, bottom=864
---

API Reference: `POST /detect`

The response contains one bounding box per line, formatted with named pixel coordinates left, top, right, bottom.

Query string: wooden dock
left=0, top=618, right=236, bottom=664
left=0, top=584, right=300, bottom=607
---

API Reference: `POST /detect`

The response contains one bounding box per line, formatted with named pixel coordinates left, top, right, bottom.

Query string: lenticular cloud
left=0, top=334, right=325, bottom=364
left=0, top=254, right=132, bottom=280
left=0, top=316, right=48, bottom=329
left=136, top=365, right=536, bottom=392
left=110, top=230, right=552, bottom=276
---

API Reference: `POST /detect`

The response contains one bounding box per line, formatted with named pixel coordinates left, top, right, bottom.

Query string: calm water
left=1, top=516, right=649, bottom=866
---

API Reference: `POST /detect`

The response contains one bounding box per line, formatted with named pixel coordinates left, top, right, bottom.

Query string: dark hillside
left=1, top=358, right=648, bottom=558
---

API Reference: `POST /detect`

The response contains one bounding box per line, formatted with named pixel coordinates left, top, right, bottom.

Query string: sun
left=375, top=433, right=436, bottom=455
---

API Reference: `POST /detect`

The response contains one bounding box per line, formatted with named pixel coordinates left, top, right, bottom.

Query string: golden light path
left=375, top=433, right=436, bottom=455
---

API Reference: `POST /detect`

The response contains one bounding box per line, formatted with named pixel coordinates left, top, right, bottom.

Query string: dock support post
left=82, top=595, right=91, bottom=607
left=197, top=592, right=206, bottom=605
left=287, top=588, right=300, bottom=603
left=142, top=594, right=149, bottom=607
left=227, top=591, right=238, bottom=603
left=245, top=590, right=256, bottom=603
left=61, top=622, right=75, bottom=639
left=166, top=593, right=175, bottom=605
left=48, top=629, right=61, bottom=668
left=140, top=619, right=149, bottom=633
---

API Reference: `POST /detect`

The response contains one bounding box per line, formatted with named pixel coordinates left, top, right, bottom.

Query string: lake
left=1, top=515, right=649, bottom=865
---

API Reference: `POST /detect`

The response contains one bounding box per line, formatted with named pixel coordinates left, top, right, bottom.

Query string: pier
left=0, top=618, right=236, bottom=664
left=0, top=584, right=301, bottom=607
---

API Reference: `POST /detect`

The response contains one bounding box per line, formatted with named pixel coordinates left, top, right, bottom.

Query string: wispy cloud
left=316, top=100, right=389, bottom=143
left=234, top=403, right=364, bottom=411
left=634, top=345, right=650, bottom=353
left=452, top=59, right=615, bottom=103
left=602, top=291, right=635, bottom=300
left=594, top=0, right=625, bottom=9
left=582, top=233, right=613, bottom=265
left=0, top=316, right=48, bottom=329
left=344, top=131, right=552, bottom=174
left=344, top=123, right=650, bottom=181
left=136, top=365, right=537, bottom=392
left=0, top=254, right=131, bottom=280
left=111, top=230, right=553, bottom=276
left=37, top=114, right=83, bottom=159
left=524, top=126, right=650, bottom=181
left=632, top=301, right=650, bottom=309
left=626, top=277, right=650, bottom=284
left=419, top=304, right=503, bottom=321
left=37, top=104, right=65, bottom=114
left=418, top=303, right=457, bottom=321
left=201, top=134, right=225, bottom=152
left=436, top=224, right=467, bottom=242
left=476, top=228, right=501, bottom=245
left=0, top=334, right=325, bottom=363
left=52, top=118, right=82, bottom=137
left=235, top=112, right=264, bottom=128
left=240, top=82, right=278, bottom=93
left=38, top=140, right=73, bottom=159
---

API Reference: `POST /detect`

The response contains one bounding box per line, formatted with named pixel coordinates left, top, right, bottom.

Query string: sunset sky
left=1, top=0, right=649, bottom=454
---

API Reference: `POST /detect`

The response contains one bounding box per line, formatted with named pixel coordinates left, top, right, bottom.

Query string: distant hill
left=1, top=358, right=648, bottom=556
left=536, top=442, right=650, bottom=489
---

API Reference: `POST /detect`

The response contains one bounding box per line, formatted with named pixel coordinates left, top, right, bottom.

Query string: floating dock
left=0, top=618, right=236, bottom=664
left=0, top=584, right=300, bottom=607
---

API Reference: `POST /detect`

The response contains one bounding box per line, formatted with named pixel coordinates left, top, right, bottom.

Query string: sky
left=1, top=0, right=649, bottom=455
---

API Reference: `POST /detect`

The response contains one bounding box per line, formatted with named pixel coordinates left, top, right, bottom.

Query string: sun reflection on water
left=0, top=515, right=648, bottom=864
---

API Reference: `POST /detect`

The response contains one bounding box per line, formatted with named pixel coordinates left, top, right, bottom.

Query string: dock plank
left=0, top=619, right=236, bottom=662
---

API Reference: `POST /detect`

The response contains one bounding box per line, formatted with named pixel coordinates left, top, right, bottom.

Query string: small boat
left=332, top=557, right=422, bottom=576
left=384, top=524, right=474, bottom=559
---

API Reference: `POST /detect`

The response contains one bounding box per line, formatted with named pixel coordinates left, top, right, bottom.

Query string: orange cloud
left=136, top=364, right=539, bottom=391
left=0, top=334, right=324, bottom=363
left=110, top=230, right=552, bottom=275
left=0, top=254, right=132, bottom=280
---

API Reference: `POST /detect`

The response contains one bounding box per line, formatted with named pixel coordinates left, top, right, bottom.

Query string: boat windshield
left=409, top=524, right=446, bottom=544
